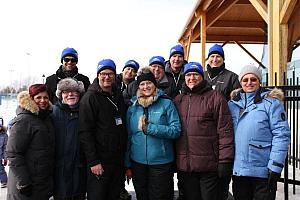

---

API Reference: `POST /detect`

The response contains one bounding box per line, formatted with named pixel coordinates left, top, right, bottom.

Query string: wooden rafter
left=249, top=0, right=268, bottom=23
left=280, top=0, right=298, bottom=24
left=206, top=0, right=240, bottom=28
left=213, top=20, right=266, bottom=31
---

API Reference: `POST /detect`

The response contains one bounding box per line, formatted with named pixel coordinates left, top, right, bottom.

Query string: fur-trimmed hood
left=230, top=87, right=284, bottom=102
left=17, top=91, right=52, bottom=115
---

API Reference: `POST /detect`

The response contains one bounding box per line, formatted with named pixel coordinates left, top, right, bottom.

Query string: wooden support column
left=268, top=0, right=288, bottom=85
left=200, top=14, right=207, bottom=69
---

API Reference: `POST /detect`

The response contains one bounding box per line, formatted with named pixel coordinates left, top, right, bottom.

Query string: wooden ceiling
left=179, top=0, right=300, bottom=48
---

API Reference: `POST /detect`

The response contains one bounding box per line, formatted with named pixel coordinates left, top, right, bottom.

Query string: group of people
left=1, top=44, right=290, bottom=200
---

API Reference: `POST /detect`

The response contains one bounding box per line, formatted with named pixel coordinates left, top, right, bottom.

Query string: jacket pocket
left=249, top=140, right=271, bottom=167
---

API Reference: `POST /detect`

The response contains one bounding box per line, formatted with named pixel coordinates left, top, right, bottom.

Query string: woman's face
left=62, top=91, right=80, bottom=106
left=240, top=73, right=260, bottom=93
left=33, top=91, right=49, bottom=110
left=138, top=81, right=156, bottom=97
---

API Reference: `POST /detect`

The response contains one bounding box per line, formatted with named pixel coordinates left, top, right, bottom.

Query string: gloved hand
left=267, top=170, right=280, bottom=190
left=125, top=168, right=132, bottom=185
left=18, top=184, right=32, bottom=197
left=2, top=159, right=7, bottom=166
left=217, top=163, right=233, bottom=178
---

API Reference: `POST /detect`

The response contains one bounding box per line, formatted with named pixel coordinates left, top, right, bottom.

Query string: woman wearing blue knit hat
left=174, top=62, right=234, bottom=200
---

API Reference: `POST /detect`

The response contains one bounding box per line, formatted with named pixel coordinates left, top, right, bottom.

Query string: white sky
left=0, top=0, right=298, bottom=88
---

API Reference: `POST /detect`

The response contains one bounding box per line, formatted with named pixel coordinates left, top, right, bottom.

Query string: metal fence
left=264, top=71, right=300, bottom=200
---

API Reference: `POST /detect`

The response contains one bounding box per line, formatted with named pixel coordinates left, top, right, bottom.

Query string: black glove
left=267, top=170, right=280, bottom=190
left=217, top=163, right=233, bottom=178
left=18, top=184, right=32, bottom=197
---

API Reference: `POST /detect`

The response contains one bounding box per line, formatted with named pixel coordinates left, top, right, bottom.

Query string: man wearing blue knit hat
left=204, top=44, right=240, bottom=101
left=46, top=47, right=90, bottom=104
left=123, top=56, right=179, bottom=104
left=79, top=58, right=128, bottom=200
left=165, top=44, right=187, bottom=93
left=174, top=61, right=234, bottom=200
left=116, top=59, right=139, bottom=93
left=204, top=44, right=240, bottom=200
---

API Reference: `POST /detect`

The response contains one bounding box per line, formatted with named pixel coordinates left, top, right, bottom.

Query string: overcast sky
left=1, top=0, right=298, bottom=88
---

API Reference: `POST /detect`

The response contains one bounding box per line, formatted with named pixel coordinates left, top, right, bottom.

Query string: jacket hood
left=17, top=91, right=52, bottom=115
left=230, top=87, right=284, bottom=102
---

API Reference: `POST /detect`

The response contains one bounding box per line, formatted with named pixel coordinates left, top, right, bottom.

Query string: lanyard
left=106, top=97, right=118, bottom=112
left=173, top=73, right=181, bottom=87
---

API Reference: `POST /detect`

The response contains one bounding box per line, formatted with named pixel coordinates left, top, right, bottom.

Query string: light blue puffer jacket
left=228, top=88, right=290, bottom=178
left=125, top=89, right=181, bottom=166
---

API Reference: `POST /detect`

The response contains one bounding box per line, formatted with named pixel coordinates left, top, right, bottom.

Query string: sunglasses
left=242, top=77, right=258, bottom=83
left=63, top=57, right=78, bottom=63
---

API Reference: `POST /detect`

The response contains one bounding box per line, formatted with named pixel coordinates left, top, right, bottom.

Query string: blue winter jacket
left=228, top=88, right=290, bottom=178
left=126, top=89, right=181, bottom=166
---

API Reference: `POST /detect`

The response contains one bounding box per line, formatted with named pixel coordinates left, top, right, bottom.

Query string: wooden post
left=200, top=14, right=207, bottom=69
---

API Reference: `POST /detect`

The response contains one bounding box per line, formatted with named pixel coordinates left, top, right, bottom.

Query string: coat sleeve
left=214, top=93, right=234, bottom=163
left=79, top=94, right=100, bottom=167
left=267, top=99, right=290, bottom=173
left=147, top=100, right=181, bottom=139
left=6, top=120, right=32, bottom=186
left=3, top=132, right=8, bottom=160
left=124, top=107, right=133, bottom=168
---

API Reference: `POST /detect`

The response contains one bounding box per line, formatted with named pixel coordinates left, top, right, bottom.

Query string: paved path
left=1, top=169, right=299, bottom=200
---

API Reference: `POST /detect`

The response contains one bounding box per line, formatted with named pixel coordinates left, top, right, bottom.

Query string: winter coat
left=228, top=87, right=291, bottom=178
left=174, top=80, right=234, bottom=172
left=79, top=78, right=128, bottom=167
left=0, top=127, right=8, bottom=160
left=51, top=101, right=86, bottom=198
left=46, top=66, right=90, bottom=104
left=123, top=73, right=179, bottom=105
left=204, top=64, right=240, bottom=101
left=125, top=89, right=181, bottom=166
left=165, top=60, right=187, bottom=93
left=116, top=73, right=135, bottom=93
left=6, top=91, right=55, bottom=200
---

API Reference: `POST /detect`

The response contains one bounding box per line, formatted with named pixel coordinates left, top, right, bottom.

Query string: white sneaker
left=1, top=183, right=7, bottom=188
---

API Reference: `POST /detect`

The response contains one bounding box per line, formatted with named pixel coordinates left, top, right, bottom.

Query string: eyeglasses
left=63, top=57, right=78, bottom=63
left=99, top=72, right=115, bottom=78
left=242, top=77, right=258, bottom=83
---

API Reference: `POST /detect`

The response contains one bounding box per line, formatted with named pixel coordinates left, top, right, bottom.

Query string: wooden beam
left=280, top=0, right=298, bottom=24
left=206, top=0, right=240, bottom=28
left=212, top=20, right=266, bottom=30
left=201, top=0, right=213, bottom=11
left=203, top=35, right=266, bottom=43
left=234, top=41, right=267, bottom=69
left=249, top=0, right=268, bottom=23
left=200, top=14, right=207, bottom=69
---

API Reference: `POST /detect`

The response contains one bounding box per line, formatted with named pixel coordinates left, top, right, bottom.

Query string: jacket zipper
left=185, top=93, right=192, bottom=171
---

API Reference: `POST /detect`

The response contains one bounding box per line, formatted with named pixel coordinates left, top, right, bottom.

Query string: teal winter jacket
left=125, top=89, right=181, bottom=167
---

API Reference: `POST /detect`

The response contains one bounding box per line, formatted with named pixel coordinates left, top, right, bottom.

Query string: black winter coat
left=6, top=91, right=55, bottom=200
left=51, top=102, right=86, bottom=198
left=45, top=66, right=90, bottom=104
left=204, top=64, right=240, bottom=101
left=79, top=78, right=128, bottom=167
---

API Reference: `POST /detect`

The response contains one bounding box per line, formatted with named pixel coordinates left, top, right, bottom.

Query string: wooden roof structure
left=178, top=0, right=300, bottom=85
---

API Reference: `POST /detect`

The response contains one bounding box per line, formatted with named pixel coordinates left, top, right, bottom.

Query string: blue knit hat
left=184, top=62, right=204, bottom=77
left=61, top=47, right=78, bottom=63
left=123, top=60, right=140, bottom=72
left=97, top=59, right=116, bottom=75
left=207, top=44, right=225, bottom=60
left=169, top=44, right=184, bottom=58
left=149, top=56, right=165, bottom=68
